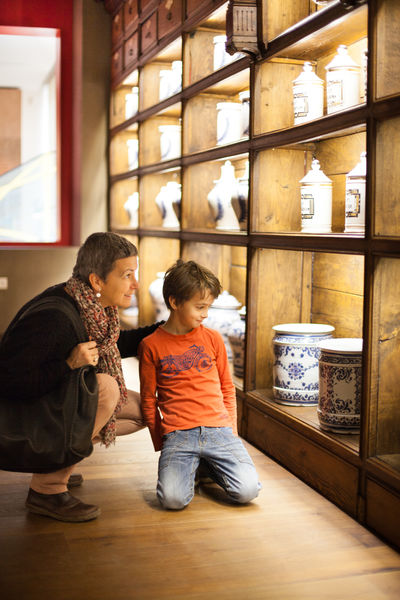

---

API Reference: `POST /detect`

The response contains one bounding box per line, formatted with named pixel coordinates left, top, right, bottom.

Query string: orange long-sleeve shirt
left=138, top=325, right=237, bottom=451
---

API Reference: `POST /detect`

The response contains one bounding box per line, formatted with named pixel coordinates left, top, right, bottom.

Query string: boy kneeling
left=139, top=260, right=260, bottom=509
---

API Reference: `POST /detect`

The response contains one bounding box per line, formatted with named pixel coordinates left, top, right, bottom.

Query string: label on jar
left=327, top=78, right=343, bottom=109
left=301, top=193, right=315, bottom=218
left=293, top=93, right=309, bottom=118
left=345, top=188, right=361, bottom=218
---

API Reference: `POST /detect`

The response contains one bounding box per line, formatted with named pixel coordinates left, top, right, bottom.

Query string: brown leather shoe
left=67, top=473, right=83, bottom=488
left=25, top=488, right=100, bottom=522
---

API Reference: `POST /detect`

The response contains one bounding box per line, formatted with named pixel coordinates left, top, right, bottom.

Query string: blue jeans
left=157, top=426, right=261, bottom=510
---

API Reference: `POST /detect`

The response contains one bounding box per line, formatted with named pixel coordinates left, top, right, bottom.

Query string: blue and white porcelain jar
left=272, top=323, right=335, bottom=406
left=318, top=338, right=362, bottom=434
left=228, top=306, right=246, bottom=378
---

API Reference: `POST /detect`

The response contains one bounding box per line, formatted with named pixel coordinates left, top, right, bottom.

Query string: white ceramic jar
left=227, top=306, right=246, bottom=378
left=213, top=35, right=235, bottom=70
left=170, top=60, right=182, bottom=95
left=292, top=62, right=324, bottom=125
left=300, top=158, right=332, bottom=233
left=158, top=124, right=181, bottom=161
left=204, top=291, right=241, bottom=361
left=124, top=191, right=139, bottom=228
left=345, top=151, right=367, bottom=233
left=325, top=45, right=361, bottom=114
left=126, top=138, right=139, bottom=170
left=318, top=338, right=363, bottom=434
left=155, top=182, right=181, bottom=228
left=272, top=323, right=335, bottom=406
left=159, top=69, right=172, bottom=101
left=148, top=272, right=170, bottom=322
left=207, top=160, right=240, bottom=231
left=216, top=102, right=242, bottom=145
left=125, top=86, right=139, bottom=120
left=235, top=159, right=249, bottom=228
left=239, top=90, right=250, bottom=137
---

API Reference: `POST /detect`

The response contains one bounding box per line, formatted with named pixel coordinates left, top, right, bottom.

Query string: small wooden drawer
left=124, top=31, right=139, bottom=69
left=111, top=7, right=124, bottom=47
left=141, top=11, right=157, bottom=54
left=124, top=0, right=139, bottom=34
left=111, top=47, right=124, bottom=80
left=186, top=0, right=212, bottom=19
left=158, top=0, right=182, bottom=40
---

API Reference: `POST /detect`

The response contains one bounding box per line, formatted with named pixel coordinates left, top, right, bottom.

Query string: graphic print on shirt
left=159, top=344, right=213, bottom=377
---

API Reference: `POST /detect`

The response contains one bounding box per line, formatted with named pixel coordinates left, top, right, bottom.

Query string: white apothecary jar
left=126, top=138, right=139, bottom=170
left=272, top=323, right=335, bottom=406
left=325, top=45, right=361, bottom=114
left=345, top=151, right=367, bottom=233
left=239, top=90, right=250, bottom=136
left=292, top=62, right=324, bottom=125
left=158, top=124, right=181, bottom=160
left=125, top=86, right=139, bottom=120
left=204, top=291, right=241, bottom=361
left=159, top=69, right=172, bottom=101
left=207, top=160, right=240, bottom=231
left=227, top=306, right=246, bottom=378
left=213, top=35, right=234, bottom=70
left=300, top=158, right=332, bottom=233
left=149, top=272, right=170, bottom=322
left=155, top=182, right=181, bottom=228
left=124, top=192, right=139, bottom=228
left=216, top=102, right=242, bottom=145
left=318, top=338, right=363, bottom=434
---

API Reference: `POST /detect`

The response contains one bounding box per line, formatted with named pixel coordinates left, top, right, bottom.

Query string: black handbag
left=0, top=296, right=98, bottom=473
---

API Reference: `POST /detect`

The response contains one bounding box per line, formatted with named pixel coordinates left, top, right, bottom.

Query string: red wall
left=0, top=0, right=75, bottom=245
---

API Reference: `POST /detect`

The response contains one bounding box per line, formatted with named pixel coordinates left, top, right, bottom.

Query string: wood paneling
left=158, top=0, right=182, bottom=40
left=366, top=478, right=400, bottom=549
left=0, top=88, right=21, bottom=176
left=375, top=116, right=400, bottom=237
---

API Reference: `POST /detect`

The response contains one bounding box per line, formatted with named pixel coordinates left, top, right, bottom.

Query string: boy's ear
left=169, top=296, right=178, bottom=310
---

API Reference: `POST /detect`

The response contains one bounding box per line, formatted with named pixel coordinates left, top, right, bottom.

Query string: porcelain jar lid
left=347, top=152, right=367, bottom=178
left=319, top=338, right=363, bottom=353
left=272, top=323, right=335, bottom=336
left=293, top=61, right=323, bottom=85
left=325, top=45, right=360, bottom=72
left=211, top=290, right=241, bottom=310
left=300, top=159, right=332, bottom=185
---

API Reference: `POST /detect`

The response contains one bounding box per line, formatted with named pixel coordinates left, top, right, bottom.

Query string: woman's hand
left=66, top=341, right=99, bottom=369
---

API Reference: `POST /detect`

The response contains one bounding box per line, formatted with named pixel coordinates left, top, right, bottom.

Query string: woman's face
left=97, top=256, right=138, bottom=309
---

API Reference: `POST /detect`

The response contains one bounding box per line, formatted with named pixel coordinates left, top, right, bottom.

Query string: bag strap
left=12, top=296, right=88, bottom=343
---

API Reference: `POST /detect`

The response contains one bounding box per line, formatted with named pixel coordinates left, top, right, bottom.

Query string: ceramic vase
left=213, top=35, right=235, bottom=70
left=204, top=291, right=241, bottom=361
left=155, top=181, right=181, bottom=228
left=233, top=159, right=249, bottom=229
left=227, top=306, right=246, bottom=378
left=126, top=139, right=139, bottom=170
left=159, top=124, right=181, bottom=160
left=148, top=272, right=170, bottom=321
left=159, top=69, right=172, bottom=101
left=326, top=45, right=361, bottom=114
left=272, top=323, right=335, bottom=406
left=207, top=160, right=240, bottom=231
left=170, top=60, right=182, bottom=95
left=125, top=86, right=139, bottom=120
left=216, top=102, right=242, bottom=145
left=345, top=151, right=366, bottom=233
left=239, top=90, right=250, bottom=136
left=318, top=338, right=362, bottom=434
left=292, top=62, right=324, bottom=125
left=124, top=191, right=139, bottom=228
left=300, top=158, right=332, bottom=233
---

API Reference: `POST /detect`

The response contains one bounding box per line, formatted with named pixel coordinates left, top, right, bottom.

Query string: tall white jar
left=300, top=159, right=332, bottom=233
left=148, top=272, right=170, bottom=322
left=345, top=151, right=367, bottom=233
left=292, top=62, right=324, bottom=125
left=216, top=102, right=242, bottom=145
left=204, top=291, right=241, bottom=361
left=325, top=45, right=361, bottom=114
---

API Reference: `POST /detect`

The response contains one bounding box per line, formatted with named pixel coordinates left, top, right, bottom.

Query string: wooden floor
left=1, top=359, right=400, bottom=600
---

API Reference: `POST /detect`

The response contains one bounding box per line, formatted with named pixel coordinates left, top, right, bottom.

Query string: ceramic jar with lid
left=204, top=291, right=241, bottom=360
left=148, top=272, right=170, bottom=322
left=207, top=160, right=240, bottom=231
left=272, top=323, right=335, bottom=406
left=292, top=62, right=324, bottom=125
left=239, top=90, right=250, bottom=136
left=234, top=160, right=249, bottom=229
left=318, top=338, right=363, bottom=434
left=155, top=182, right=181, bottom=228
left=345, top=151, right=366, bottom=233
left=325, top=45, right=361, bottom=114
left=125, top=86, right=139, bottom=120
left=227, top=306, right=246, bottom=378
left=126, top=138, right=138, bottom=170
left=300, top=158, right=332, bottom=233
left=213, top=35, right=234, bottom=70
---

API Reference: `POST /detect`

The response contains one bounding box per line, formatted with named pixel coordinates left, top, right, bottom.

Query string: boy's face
left=170, top=290, right=215, bottom=333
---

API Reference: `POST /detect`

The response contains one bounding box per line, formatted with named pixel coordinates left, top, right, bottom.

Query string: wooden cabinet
left=107, top=0, right=400, bottom=550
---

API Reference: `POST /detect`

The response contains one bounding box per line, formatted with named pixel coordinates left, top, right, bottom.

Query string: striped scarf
left=65, top=276, right=127, bottom=446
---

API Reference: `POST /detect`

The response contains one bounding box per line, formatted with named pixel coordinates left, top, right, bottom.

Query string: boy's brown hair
left=162, top=259, right=222, bottom=309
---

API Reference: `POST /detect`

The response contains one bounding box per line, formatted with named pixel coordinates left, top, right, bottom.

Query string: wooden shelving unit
left=105, top=0, right=400, bottom=550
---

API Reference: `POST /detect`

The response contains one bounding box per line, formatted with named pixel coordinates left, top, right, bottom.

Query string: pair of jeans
left=157, top=426, right=261, bottom=510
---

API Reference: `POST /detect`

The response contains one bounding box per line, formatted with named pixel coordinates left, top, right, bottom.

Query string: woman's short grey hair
left=72, top=232, right=138, bottom=284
